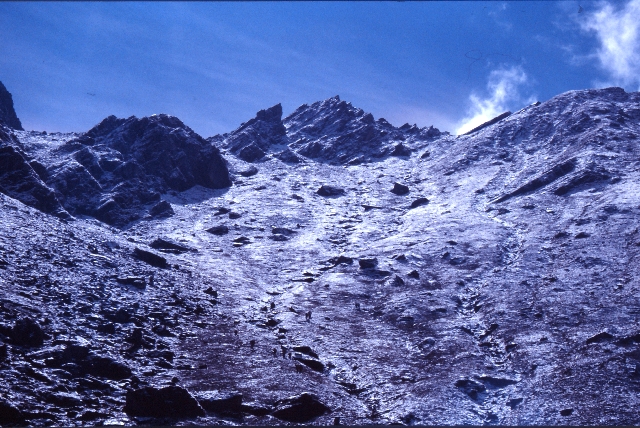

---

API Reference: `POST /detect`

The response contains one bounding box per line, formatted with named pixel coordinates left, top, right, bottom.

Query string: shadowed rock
left=390, top=143, right=412, bottom=157
left=198, top=392, right=243, bottom=415
left=133, top=248, right=168, bottom=268
left=124, top=386, right=205, bottom=418
left=11, top=317, right=44, bottom=347
left=0, top=81, right=23, bottom=130
left=206, top=225, right=229, bottom=235
left=42, top=114, right=230, bottom=226
left=239, top=165, right=258, bottom=177
left=409, top=197, right=429, bottom=209
left=220, top=104, right=287, bottom=163
left=150, top=238, right=193, bottom=254
left=0, top=399, right=24, bottom=425
left=317, top=185, right=345, bottom=197
left=495, top=158, right=577, bottom=203
left=148, top=200, right=174, bottom=218
left=359, top=258, right=378, bottom=269
left=271, top=393, right=330, bottom=423
left=285, top=95, right=441, bottom=164
left=391, top=182, right=410, bottom=195
left=0, top=139, right=68, bottom=218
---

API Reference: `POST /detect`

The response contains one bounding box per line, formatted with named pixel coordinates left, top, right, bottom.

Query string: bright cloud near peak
left=581, top=0, right=640, bottom=90
left=455, top=66, right=529, bottom=136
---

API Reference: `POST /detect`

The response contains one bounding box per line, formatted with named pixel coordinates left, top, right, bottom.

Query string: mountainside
left=1, top=82, right=640, bottom=426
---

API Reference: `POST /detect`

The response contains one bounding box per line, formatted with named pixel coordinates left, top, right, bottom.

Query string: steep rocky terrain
left=1, top=82, right=640, bottom=426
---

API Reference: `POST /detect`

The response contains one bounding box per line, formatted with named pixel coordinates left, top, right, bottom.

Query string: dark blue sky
left=1, top=1, right=638, bottom=136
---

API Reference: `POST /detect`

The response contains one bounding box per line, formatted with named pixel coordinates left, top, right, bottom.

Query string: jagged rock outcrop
left=40, top=114, right=231, bottom=226
left=0, top=128, right=68, bottom=218
left=284, top=95, right=441, bottom=164
left=216, top=104, right=287, bottom=162
left=0, top=81, right=23, bottom=130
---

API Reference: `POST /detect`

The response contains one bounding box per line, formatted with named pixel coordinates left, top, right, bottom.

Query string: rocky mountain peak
left=283, top=96, right=441, bottom=164
left=32, top=113, right=232, bottom=226
left=0, top=81, right=23, bottom=130
left=220, top=104, right=287, bottom=163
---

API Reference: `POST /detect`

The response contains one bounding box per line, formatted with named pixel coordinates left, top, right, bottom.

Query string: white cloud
left=455, top=66, right=530, bottom=135
left=581, top=0, right=640, bottom=90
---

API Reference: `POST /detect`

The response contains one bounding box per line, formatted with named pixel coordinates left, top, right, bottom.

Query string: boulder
left=133, top=248, right=168, bottom=268
left=124, top=386, right=205, bottom=418
left=11, top=317, right=44, bottom=347
left=198, top=392, right=243, bottom=414
left=358, top=258, right=378, bottom=269
left=0, top=399, right=24, bottom=425
left=150, top=238, right=192, bottom=254
left=81, top=354, right=132, bottom=380
left=388, top=275, right=405, bottom=286
left=317, top=185, right=345, bottom=197
left=409, top=197, right=429, bottom=209
left=275, top=149, right=302, bottom=164
left=206, top=225, right=229, bottom=236
left=148, top=200, right=174, bottom=218
left=292, top=345, right=319, bottom=359
left=238, top=165, right=258, bottom=177
left=271, top=393, right=330, bottom=423
left=391, top=182, right=410, bottom=195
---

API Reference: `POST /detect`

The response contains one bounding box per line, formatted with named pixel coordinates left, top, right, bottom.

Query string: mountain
left=284, top=95, right=442, bottom=164
left=215, top=103, right=288, bottom=163
left=1, top=81, right=640, bottom=426
left=8, top=113, right=231, bottom=227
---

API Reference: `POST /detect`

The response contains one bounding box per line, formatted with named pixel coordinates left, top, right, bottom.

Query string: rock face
left=124, top=386, right=205, bottom=418
left=284, top=95, right=441, bottom=164
left=0, top=137, right=68, bottom=218
left=0, top=81, right=23, bottom=130
left=217, top=104, right=287, bottom=162
left=25, top=114, right=231, bottom=226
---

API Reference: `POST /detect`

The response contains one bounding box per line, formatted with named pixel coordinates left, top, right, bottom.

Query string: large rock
left=218, top=104, right=287, bottom=162
left=0, top=134, right=68, bottom=218
left=41, top=114, right=231, bottom=226
left=271, top=393, right=330, bottom=423
left=80, top=354, right=132, bottom=380
left=285, top=96, right=441, bottom=164
left=198, top=392, right=243, bottom=414
left=124, top=386, right=205, bottom=418
left=317, top=185, right=345, bottom=197
left=0, top=81, right=23, bottom=130
left=11, top=317, right=44, bottom=347
left=0, top=400, right=24, bottom=425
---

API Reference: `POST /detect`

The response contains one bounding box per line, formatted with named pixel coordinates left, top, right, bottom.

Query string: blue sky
left=1, top=1, right=639, bottom=136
